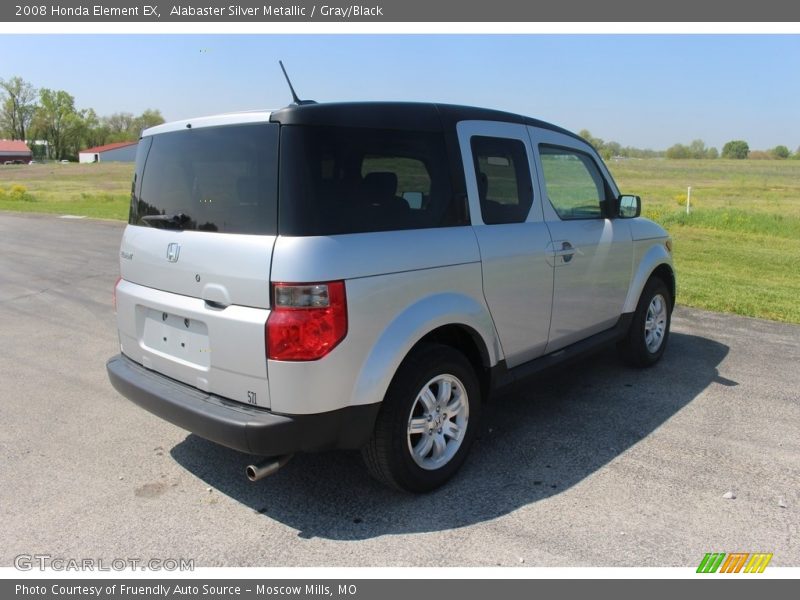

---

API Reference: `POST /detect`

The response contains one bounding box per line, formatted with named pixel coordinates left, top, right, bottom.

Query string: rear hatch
left=115, top=118, right=278, bottom=408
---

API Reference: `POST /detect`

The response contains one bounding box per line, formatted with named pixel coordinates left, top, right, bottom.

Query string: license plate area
left=141, top=308, right=211, bottom=369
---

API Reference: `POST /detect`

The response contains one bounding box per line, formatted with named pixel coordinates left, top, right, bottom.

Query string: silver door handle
left=553, top=241, right=575, bottom=256
left=553, top=241, right=576, bottom=263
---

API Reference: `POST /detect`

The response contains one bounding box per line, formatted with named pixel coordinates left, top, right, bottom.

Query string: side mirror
left=618, top=194, right=641, bottom=218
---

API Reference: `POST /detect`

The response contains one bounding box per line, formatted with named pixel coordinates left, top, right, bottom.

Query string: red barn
left=0, top=140, right=32, bottom=164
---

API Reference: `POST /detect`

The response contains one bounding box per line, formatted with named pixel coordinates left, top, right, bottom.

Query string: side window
left=539, top=145, right=606, bottom=220
left=470, top=136, right=533, bottom=225
left=279, top=126, right=466, bottom=236
left=361, top=156, right=430, bottom=210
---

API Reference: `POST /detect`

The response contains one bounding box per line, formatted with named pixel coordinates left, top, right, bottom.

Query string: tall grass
left=646, top=208, right=800, bottom=240
left=0, top=163, right=133, bottom=219
left=612, top=159, right=800, bottom=323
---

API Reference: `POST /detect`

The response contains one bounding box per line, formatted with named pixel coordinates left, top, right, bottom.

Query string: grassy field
left=1, top=159, right=799, bottom=323
left=609, top=159, right=800, bottom=324
left=0, top=162, right=133, bottom=220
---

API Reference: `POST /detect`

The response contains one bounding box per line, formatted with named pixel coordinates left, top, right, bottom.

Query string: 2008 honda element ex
left=106, top=102, right=675, bottom=492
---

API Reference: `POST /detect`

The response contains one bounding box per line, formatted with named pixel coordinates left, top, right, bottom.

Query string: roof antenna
left=279, top=61, right=316, bottom=106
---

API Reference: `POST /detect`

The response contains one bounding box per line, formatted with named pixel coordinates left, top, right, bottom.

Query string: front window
left=539, top=145, right=607, bottom=220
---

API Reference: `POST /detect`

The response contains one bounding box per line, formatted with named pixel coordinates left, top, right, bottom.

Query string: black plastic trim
left=490, top=313, right=635, bottom=395
left=106, top=354, right=380, bottom=456
left=269, top=102, right=585, bottom=142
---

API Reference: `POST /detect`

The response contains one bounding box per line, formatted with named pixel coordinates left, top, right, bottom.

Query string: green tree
left=770, top=145, right=790, bottom=159
left=722, top=140, right=750, bottom=159
left=32, top=89, right=83, bottom=160
left=79, top=108, right=110, bottom=149
left=623, top=146, right=660, bottom=159
left=578, top=129, right=605, bottom=153
left=133, top=108, right=165, bottom=134
left=666, top=143, right=690, bottom=159
left=688, top=139, right=709, bottom=159
left=577, top=128, right=662, bottom=159
left=102, top=109, right=165, bottom=141
left=103, top=112, right=136, bottom=142
left=705, top=147, right=719, bottom=159
left=0, top=76, right=38, bottom=140
left=604, top=140, right=622, bottom=158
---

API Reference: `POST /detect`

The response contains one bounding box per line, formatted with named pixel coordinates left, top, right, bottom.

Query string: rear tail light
left=112, top=276, right=122, bottom=312
left=266, top=281, right=347, bottom=361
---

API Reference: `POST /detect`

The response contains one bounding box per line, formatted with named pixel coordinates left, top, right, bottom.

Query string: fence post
left=686, top=186, right=692, bottom=214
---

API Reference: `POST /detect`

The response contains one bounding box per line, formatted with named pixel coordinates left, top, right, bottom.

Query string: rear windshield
left=130, top=124, right=279, bottom=235
left=278, top=125, right=466, bottom=236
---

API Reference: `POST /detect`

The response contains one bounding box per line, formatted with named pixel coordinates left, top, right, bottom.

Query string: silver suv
left=106, top=102, right=674, bottom=492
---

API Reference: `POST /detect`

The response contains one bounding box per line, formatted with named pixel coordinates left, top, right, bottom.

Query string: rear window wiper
left=140, top=213, right=190, bottom=229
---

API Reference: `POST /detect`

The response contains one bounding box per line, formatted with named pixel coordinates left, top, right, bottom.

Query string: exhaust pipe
left=246, top=454, right=294, bottom=482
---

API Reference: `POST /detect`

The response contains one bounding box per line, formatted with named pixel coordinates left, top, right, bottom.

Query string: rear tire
left=361, top=344, right=481, bottom=493
left=619, top=277, right=672, bottom=368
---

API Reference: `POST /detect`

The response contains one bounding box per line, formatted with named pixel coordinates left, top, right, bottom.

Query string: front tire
left=361, top=344, right=481, bottom=493
left=619, top=277, right=672, bottom=368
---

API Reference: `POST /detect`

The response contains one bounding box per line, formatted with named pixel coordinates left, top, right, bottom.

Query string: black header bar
left=3, top=0, right=800, bottom=23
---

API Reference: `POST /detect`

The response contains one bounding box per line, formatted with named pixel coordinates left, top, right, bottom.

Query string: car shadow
left=170, top=332, right=730, bottom=540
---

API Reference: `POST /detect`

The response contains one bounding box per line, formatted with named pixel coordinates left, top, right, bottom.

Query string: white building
left=79, top=141, right=137, bottom=163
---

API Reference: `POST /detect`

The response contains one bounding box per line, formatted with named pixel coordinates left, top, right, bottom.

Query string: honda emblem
left=166, top=243, right=181, bottom=262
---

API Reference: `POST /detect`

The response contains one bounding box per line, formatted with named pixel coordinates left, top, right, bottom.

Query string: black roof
left=269, top=102, right=583, bottom=142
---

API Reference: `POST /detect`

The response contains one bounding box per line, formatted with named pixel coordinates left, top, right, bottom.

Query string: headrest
left=361, top=172, right=398, bottom=200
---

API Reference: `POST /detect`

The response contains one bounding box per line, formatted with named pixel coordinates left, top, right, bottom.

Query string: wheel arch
left=350, top=293, right=500, bottom=411
left=650, top=263, right=676, bottom=310
left=415, top=324, right=492, bottom=401
left=622, top=243, right=675, bottom=314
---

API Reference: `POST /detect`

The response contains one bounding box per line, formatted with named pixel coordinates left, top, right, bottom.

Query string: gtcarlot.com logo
left=697, top=552, right=773, bottom=573
left=14, top=554, right=194, bottom=571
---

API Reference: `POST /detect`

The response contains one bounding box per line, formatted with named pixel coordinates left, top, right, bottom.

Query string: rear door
left=529, top=127, right=633, bottom=352
left=115, top=120, right=279, bottom=408
left=458, top=121, right=553, bottom=368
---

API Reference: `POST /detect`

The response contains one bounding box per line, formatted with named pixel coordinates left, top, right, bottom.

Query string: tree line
left=580, top=129, right=798, bottom=160
left=666, top=139, right=795, bottom=160
left=3, top=75, right=796, bottom=162
left=0, top=76, right=164, bottom=160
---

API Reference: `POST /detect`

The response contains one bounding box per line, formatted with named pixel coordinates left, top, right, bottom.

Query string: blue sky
left=1, top=34, right=798, bottom=150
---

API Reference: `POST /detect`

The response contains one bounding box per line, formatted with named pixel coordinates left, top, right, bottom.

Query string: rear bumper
left=106, top=354, right=380, bottom=456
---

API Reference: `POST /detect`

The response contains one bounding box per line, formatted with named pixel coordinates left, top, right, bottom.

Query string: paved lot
left=1, top=212, right=798, bottom=567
